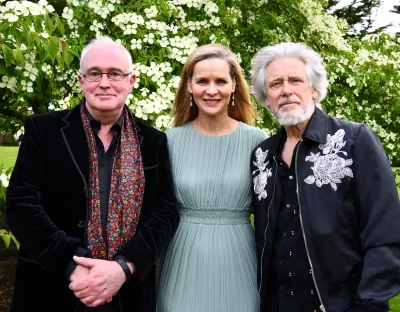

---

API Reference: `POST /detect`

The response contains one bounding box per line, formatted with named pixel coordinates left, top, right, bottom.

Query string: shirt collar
left=84, top=104, right=123, bottom=134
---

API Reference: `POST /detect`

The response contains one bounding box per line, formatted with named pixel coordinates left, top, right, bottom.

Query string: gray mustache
left=278, top=97, right=301, bottom=107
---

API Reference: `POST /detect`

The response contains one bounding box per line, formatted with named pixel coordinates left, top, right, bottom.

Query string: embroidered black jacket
left=251, top=107, right=400, bottom=312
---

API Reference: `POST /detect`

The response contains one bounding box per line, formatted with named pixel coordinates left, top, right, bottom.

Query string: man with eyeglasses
left=6, top=36, right=179, bottom=312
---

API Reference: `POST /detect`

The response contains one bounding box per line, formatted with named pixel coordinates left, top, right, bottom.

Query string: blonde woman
left=157, top=44, right=268, bottom=312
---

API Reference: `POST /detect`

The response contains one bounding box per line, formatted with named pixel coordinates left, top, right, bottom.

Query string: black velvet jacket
left=251, top=108, right=400, bottom=312
left=6, top=102, right=179, bottom=312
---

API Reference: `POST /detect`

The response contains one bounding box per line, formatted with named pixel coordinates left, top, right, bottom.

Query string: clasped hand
left=69, top=256, right=126, bottom=307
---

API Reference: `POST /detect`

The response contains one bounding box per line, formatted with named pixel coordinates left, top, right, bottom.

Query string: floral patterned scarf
left=80, top=103, right=145, bottom=259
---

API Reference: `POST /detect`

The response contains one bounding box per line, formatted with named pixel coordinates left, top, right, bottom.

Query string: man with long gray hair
left=250, top=42, right=400, bottom=312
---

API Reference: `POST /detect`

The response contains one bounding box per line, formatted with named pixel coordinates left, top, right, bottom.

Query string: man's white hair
left=79, top=36, right=133, bottom=73
left=251, top=42, right=329, bottom=110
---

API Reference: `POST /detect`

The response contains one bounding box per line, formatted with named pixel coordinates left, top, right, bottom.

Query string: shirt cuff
left=65, top=246, right=90, bottom=280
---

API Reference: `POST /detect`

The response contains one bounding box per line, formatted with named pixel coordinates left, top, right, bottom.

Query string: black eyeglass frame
left=81, top=71, right=132, bottom=82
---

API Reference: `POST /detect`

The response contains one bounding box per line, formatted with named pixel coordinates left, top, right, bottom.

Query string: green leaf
left=63, top=51, right=75, bottom=66
left=44, top=15, right=55, bottom=35
left=2, top=45, right=14, bottom=67
left=0, top=20, right=9, bottom=32
left=0, top=232, right=11, bottom=248
left=60, top=39, right=69, bottom=55
left=33, top=33, right=42, bottom=47
left=13, top=49, right=25, bottom=66
left=38, top=45, right=46, bottom=63
left=56, top=16, right=65, bottom=35
left=26, top=32, right=35, bottom=49
left=33, top=15, right=42, bottom=32
left=44, top=36, right=60, bottom=62
left=56, top=53, right=64, bottom=69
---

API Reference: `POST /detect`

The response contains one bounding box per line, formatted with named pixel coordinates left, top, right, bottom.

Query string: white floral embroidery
left=252, top=148, right=272, bottom=201
left=304, top=129, right=353, bottom=191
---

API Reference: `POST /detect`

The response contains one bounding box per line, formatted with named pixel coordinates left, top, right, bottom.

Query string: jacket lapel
left=60, top=103, right=89, bottom=188
left=302, top=107, right=329, bottom=144
left=135, top=121, right=144, bottom=147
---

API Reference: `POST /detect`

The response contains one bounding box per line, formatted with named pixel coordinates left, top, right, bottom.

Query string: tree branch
left=0, top=108, right=26, bottom=122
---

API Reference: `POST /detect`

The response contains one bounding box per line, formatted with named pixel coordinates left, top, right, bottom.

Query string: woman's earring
left=189, top=95, right=193, bottom=107
left=231, top=93, right=235, bottom=106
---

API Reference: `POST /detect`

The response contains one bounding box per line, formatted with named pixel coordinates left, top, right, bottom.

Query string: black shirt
left=82, top=110, right=123, bottom=312
left=268, top=140, right=320, bottom=312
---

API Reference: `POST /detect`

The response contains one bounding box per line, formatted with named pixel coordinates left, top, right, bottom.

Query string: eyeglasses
left=82, top=70, right=131, bottom=82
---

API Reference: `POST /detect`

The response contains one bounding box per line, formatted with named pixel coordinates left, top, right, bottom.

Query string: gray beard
left=274, top=103, right=315, bottom=126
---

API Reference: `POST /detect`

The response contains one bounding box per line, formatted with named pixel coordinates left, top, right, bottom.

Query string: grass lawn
left=391, top=295, right=400, bottom=311
left=0, top=146, right=18, bottom=169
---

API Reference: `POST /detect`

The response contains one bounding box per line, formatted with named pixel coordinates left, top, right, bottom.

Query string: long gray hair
left=251, top=42, right=329, bottom=109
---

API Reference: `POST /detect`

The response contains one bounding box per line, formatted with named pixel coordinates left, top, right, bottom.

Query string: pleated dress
left=156, top=121, right=268, bottom=312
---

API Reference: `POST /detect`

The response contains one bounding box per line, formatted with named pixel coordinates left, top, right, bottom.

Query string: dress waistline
left=178, top=205, right=251, bottom=225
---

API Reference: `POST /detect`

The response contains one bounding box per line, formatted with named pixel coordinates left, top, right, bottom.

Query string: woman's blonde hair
left=172, top=44, right=258, bottom=127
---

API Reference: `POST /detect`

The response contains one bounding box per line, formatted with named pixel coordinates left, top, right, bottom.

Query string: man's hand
left=69, top=256, right=125, bottom=307
left=70, top=264, right=90, bottom=282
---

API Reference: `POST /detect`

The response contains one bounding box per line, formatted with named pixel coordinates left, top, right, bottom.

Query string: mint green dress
left=156, top=122, right=268, bottom=312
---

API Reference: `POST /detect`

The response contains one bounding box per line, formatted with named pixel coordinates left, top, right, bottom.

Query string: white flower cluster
left=145, top=20, right=178, bottom=37
left=235, top=52, right=242, bottom=64
left=0, top=0, right=54, bottom=22
left=209, top=34, right=217, bottom=43
left=112, top=12, right=145, bottom=35
left=247, top=14, right=256, bottom=24
left=131, top=91, right=171, bottom=119
left=144, top=5, right=158, bottom=19
left=23, top=63, right=39, bottom=81
left=62, top=7, right=79, bottom=31
left=88, top=0, right=115, bottom=19
left=57, top=93, right=74, bottom=110
left=143, top=33, right=155, bottom=44
left=167, top=4, right=186, bottom=20
left=345, top=76, right=356, bottom=87
left=209, top=16, right=221, bottom=26
left=131, top=39, right=142, bottom=50
left=0, top=172, right=10, bottom=188
left=203, top=1, right=218, bottom=16
left=226, top=7, right=242, bottom=25
left=298, top=0, right=350, bottom=51
left=89, top=19, right=105, bottom=37
left=127, top=61, right=180, bottom=121
left=168, top=35, right=199, bottom=63
left=169, top=0, right=208, bottom=9
left=41, top=63, right=53, bottom=77
left=181, top=20, right=210, bottom=31
left=155, top=115, right=172, bottom=130
left=21, top=80, right=34, bottom=92
left=13, top=127, right=24, bottom=141
left=0, top=76, right=17, bottom=91
left=135, top=62, right=173, bottom=85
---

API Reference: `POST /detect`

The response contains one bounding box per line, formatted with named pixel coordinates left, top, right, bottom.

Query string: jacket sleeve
left=351, top=125, right=400, bottom=311
left=6, top=116, right=85, bottom=276
left=118, top=133, right=179, bottom=279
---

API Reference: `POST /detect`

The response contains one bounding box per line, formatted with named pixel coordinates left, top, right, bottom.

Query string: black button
left=283, top=232, right=287, bottom=237
left=101, top=163, right=105, bottom=168
left=77, top=220, right=85, bottom=228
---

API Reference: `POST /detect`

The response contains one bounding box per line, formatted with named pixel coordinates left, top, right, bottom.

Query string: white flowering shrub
left=323, top=34, right=400, bottom=163
left=0, top=0, right=399, bottom=164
